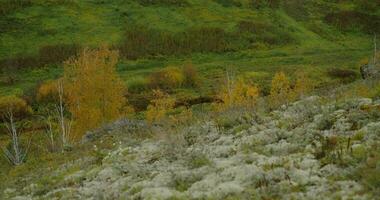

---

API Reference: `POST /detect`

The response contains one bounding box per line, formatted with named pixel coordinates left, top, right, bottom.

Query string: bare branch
left=1, top=109, right=27, bottom=165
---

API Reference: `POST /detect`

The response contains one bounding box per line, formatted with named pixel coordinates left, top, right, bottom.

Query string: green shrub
left=188, top=153, right=211, bottom=169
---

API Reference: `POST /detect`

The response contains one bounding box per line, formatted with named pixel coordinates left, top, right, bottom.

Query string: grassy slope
left=0, top=0, right=374, bottom=96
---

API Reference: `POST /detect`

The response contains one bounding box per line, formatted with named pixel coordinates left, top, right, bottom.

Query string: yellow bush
left=0, top=95, right=32, bottom=119
left=36, top=79, right=61, bottom=103
left=146, top=90, right=175, bottom=124
left=293, top=70, right=314, bottom=99
left=218, top=78, right=260, bottom=111
left=269, top=72, right=292, bottom=108
left=148, top=67, right=184, bottom=90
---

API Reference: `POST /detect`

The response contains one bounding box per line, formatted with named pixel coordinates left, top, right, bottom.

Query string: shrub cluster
left=119, top=25, right=230, bottom=59
left=0, top=44, right=80, bottom=71
left=324, top=11, right=380, bottom=33
left=120, top=22, right=295, bottom=60
left=268, top=71, right=314, bottom=109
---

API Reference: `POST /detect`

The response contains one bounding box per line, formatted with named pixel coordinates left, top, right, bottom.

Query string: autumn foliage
left=63, top=47, right=129, bottom=139
left=218, top=78, right=260, bottom=111
left=36, top=79, right=62, bottom=103
left=182, top=62, right=200, bottom=88
left=293, top=70, right=313, bottom=99
left=146, top=90, right=175, bottom=124
left=269, top=71, right=292, bottom=108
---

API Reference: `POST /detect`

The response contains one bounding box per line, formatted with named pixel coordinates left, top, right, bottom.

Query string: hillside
left=0, top=1, right=380, bottom=199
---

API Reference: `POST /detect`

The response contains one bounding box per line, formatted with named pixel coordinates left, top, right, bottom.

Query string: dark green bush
left=136, top=0, right=188, bottom=6
left=0, top=43, right=80, bottom=71
left=120, top=21, right=296, bottom=60
left=214, top=0, right=242, bottom=7
left=324, top=11, right=380, bottom=33
left=0, top=0, right=32, bottom=16
left=327, top=68, right=358, bottom=83
left=38, top=44, right=81, bottom=66
left=0, top=56, right=40, bottom=71
left=119, top=25, right=231, bottom=59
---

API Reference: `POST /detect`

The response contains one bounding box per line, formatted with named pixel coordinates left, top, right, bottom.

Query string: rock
left=360, top=63, right=379, bottom=79
left=140, top=187, right=182, bottom=200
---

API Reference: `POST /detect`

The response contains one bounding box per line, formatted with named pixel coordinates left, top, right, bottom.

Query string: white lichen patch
left=8, top=96, right=380, bottom=200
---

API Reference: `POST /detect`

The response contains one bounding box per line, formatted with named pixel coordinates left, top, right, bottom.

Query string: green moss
left=189, top=153, right=211, bottom=169
left=352, top=130, right=366, bottom=141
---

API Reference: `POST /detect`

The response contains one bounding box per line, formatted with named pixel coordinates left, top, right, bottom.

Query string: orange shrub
left=36, top=79, right=61, bottom=103
left=182, top=63, right=200, bottom=88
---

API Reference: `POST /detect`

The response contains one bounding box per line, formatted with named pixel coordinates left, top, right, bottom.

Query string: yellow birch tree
left=63, top=46, right=128, bottom=139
